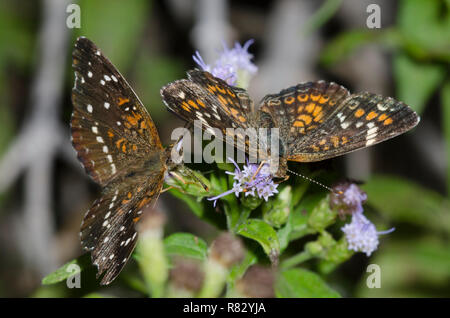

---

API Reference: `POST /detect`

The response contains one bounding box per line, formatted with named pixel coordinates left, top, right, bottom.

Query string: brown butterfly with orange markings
left=161, top=70, right=420, bottom=178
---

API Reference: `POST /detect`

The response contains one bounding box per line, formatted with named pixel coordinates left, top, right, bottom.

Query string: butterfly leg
left=250, top=161, right=267, bottom=182
left=161, top=186, right=181, bottom=193
left=171, top=169, right=209, bottom=191
left=274, top=175, right=290, bottom=184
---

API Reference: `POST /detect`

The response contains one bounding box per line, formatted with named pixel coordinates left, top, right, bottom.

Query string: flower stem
left=281, top=251, right=313, bottom=270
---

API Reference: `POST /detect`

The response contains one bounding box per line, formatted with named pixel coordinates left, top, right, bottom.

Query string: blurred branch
left=0, top=0, right=72, bottom=277
left=252, top=0, right=320, bottom=97
left=191, top=0, right=232, bottom=63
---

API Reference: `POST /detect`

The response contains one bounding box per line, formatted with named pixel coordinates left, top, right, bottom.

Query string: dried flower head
left=169, top=257, right=205, bottom=292
left=209, top=232, right=245, bottom=268
left=236, top=265, right=275, bottom=298
left=330, top=182, right=367, bottom=217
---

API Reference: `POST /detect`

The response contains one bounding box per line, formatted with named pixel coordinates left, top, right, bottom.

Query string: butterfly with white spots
left=71, top=37, right=178, bottom=285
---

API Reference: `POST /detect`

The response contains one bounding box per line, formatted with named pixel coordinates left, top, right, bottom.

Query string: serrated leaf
left=42, top=254, right=91, bottom=285
left=236, top=219, right=280, bottom=264
left=164, top=233, right=208, bottom=261
left=275, top=268, right=341, bottom=298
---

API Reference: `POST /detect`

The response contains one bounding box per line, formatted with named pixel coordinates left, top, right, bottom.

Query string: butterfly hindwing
left=80, top=164, right=166, bottom=285
left=71, top=37, right=163, bottom=186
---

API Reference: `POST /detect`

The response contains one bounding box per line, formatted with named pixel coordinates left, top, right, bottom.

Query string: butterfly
left=160, top=70, right=420, bottom=179
left=71, top=37, right=180, bottom=285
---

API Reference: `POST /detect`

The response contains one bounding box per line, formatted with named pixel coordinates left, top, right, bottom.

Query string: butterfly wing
left=80, top=162, right=165, bottom=285
left=161, top=70, right=266, bottom=157
left=71, top=37, right=168, bottom=285
left=259, top=81, right=420, bottom=162
left=71, top=36, right=163, bottom=186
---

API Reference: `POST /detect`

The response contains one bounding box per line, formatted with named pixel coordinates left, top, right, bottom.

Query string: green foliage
left=236, top=219, right=280, bottom=264
left=77, top=0, right=149, bottom=70
left=164, top=233, right=208, bottom=261
left=42, top=254, right=91, bottom=285
left=275, top=268, right=341, bottom=298
left=442, top=81, right=450, bottom=197
left=393, top=53, right=445, bottom=114
left=362, top=176, right=450, bottom=233
left=320, top=0, right=449, bottom=115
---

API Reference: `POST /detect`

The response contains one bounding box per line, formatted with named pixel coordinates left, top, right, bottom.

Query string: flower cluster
left=193, top=40, right=257, bottom=88
left=332, top=182, right=394, bottom=256
left=330, top=182, right=367, bottom=216
left=208, top=158, right=278, bottom=207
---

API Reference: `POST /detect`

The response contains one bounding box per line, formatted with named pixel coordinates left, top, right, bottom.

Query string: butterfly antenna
left=287, top=168, right=334, bottom=192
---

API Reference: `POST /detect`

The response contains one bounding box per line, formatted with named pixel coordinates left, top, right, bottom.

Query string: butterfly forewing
left=161, top=70, right=265, bottom=158
left=71, top=37, right=169, bottom=285
left=284, top=91, right=420, bottom=162
left=71, top=36, right=163, bottom=186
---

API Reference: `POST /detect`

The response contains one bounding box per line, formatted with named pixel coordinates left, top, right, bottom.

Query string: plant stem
left=281, top=251, right=313, bottom=270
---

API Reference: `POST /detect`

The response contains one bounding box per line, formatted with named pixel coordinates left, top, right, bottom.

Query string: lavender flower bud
left=330, top=182, right=367, bottom=217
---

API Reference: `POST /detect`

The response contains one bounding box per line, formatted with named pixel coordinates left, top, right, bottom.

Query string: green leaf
left=442, top=81, right=450, bottom=197
left=393, top=53, right=445, bottom=114
left=262, top=186, right=292, bottom=228
left=164, top=233, right=208, bottom=261
left=320, top=30, right=378, bottom=66
left=317, top=236, right=353, bottom=275
left=169, top=189, right=204, bottom=218
left=303, top=0, right=342, bottom=36
left=307, top=195, right=337, bottom=232
left=397, top=0, right=450, bottom=61
left=236, top=219, right=280, bottom=264
left=226, top=250, right=258, bottom=297
left=275, top=268, right=341, bottom=298
left=42, top=254, right=91, bottom=285
left=166, top=166, right=210, bottom=197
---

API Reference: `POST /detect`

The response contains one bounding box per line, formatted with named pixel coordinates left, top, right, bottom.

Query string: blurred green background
left=0, top=0, right=449, bottom=297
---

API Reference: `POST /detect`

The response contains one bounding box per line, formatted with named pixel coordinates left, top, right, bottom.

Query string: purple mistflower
left=208, top=158, right=278, bottom=207
left=341, top=211, right=395, bottom=257
left=330, top=182, right=367, bottom=216
left=193, top=40, right=258, bottom=87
